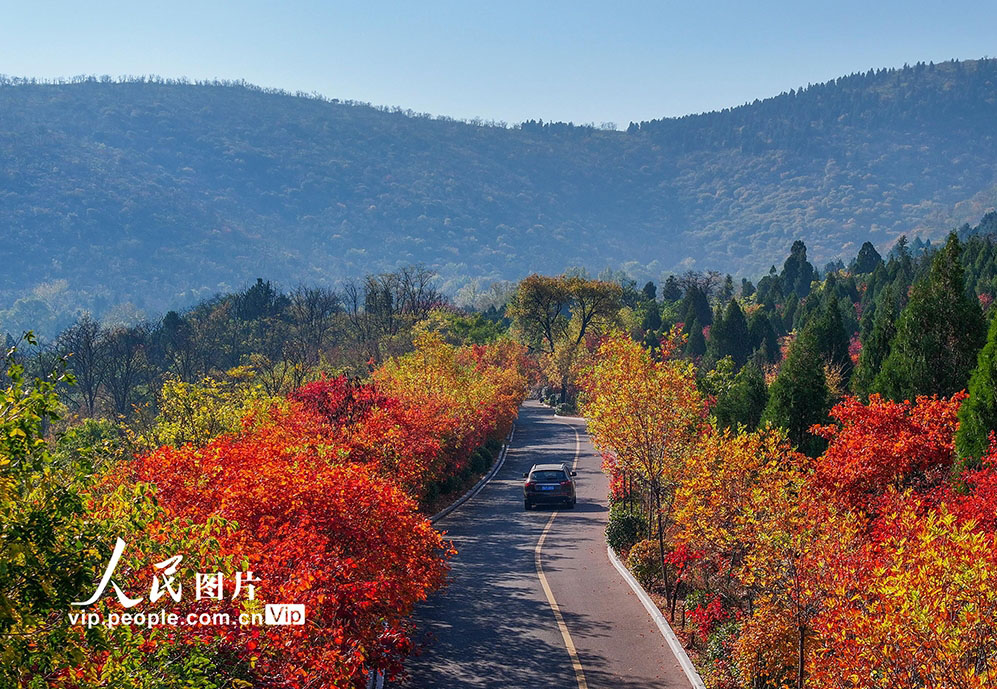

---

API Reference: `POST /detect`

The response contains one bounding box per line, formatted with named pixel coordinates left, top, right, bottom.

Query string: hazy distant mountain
left=2, top=59, right=996, bottom=333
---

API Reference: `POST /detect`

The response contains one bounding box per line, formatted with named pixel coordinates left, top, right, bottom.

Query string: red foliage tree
left=134, top=413, right=452, bottom=686
left=810, top=392, right=965, bottom=511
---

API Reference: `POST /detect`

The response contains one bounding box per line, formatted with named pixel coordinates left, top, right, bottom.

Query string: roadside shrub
left=470, top=446, right=492, bottom=473
left=606, top=505, right=646, bottom=554
left=485, top=435, right=503, bottom=455
left=627, top=538, right=662, bottom=588
left=555, top=402, right=575, bottom=416
left=701, top=619, right=742, bottom=689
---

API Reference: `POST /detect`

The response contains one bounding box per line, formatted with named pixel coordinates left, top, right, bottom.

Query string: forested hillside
left=2, top=58, right=997, bottom=336
left=7, top=200, right=997, bottom=686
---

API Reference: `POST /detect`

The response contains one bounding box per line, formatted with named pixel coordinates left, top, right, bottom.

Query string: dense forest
left=0, top=264, right=526, bottom=687
left=3, top=58, right=997, bottom=337
left=514, top=210, right=997, bottom=688
left=7, top=204, right=997, bottom=686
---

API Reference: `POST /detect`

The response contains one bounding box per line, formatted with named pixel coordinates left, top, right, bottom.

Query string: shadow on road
left=401, top=402, right=688, bottom=689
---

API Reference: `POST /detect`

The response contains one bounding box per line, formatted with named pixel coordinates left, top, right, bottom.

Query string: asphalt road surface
left=402, top=401, right=693, bottom=689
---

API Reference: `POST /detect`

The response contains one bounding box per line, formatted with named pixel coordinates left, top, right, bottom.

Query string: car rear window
left=531, top=470, right=567, bottom=482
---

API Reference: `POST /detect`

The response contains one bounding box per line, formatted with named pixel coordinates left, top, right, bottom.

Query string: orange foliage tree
left=581, top=330, right=706, bottom=614
left=676, top=427, right=805, bottom=602
left=589, top=326, right=997, bottom=688
left=813, top=493, right=997, bottom=689
left=133, top=411, right=453, bottom=686
left=374, top=331, right=525, bottom=487
left=110, top=335, right=526, bottom=687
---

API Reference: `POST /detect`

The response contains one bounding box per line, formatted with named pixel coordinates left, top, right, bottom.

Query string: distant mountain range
left=2, top=59, right=996, bottom=335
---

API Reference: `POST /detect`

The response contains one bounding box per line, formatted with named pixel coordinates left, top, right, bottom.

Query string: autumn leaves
left=582, top=331, right=997, bottom=689
left=3, top=333, right=526, bottom=687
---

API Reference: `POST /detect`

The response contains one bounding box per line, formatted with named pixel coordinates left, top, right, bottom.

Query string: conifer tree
left=641, top=302, right=662, bottom=332
left=783, top=292, right=799, bottom=330
left=873, top=234, right=985, bottom=401
left=851, top=241, right=884, bottom=274
left=685, top=318, right=706, bottom=358
left=721, top=274, right=735, bottom=302
left=707, top=300, right=751, bottom=369
left=956, top=311, right=997, bottom=464
left=748, top=312, right=780, bottom=363
left=661, top=276, right=682, bottom=302
left=713, top=362, right=768, bottom=431
left=761, top=332, right=829, bottom=456
left=851, top=283, right=900, bottom=397
left=807, top=299, right=853, bottom=383
left=680, top=285, right=712, bottom=327
left=781, top=240, right=816, bottom=298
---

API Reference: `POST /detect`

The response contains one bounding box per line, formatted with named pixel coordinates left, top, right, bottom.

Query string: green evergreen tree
left=725, top=299, right=752, bottom=367
left=680, top=285, right=712, bottom=327
left=707, top=300, right=751, bottom=369
left=685, top=318, right=706, bottom=357
left=956, top=311, right=997, bottom=464
left=748, top=312, right=780, bottom=363
left=782, top=292, right=799, bottom=330
left=661, top=276, right=682, bottom=302
left=721, top=274, right=735, bottom=302
left=714, top=362, right=769, bottom=431
left=641, top=302, right=662, bottom=332
left=852, top=283, right=901, bottom=397
left=761, top=333, right=829, bottom=456
left=807, top=299, right=853, bottom=383
left=873, top=233, right=986, bottom=401
left=781, top=240, right=817, bottom=298
left=887, top=235, right=914, bottom=285
left=703, top=305, right=725, bottom=369
left=851, top=241, right=884, bottom=274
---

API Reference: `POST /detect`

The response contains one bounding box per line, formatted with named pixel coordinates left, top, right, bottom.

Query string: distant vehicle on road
left=523, top=463, right=576, bottom=510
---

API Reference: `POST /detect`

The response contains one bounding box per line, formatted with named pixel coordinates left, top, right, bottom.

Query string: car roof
left=530, top=463, right=567, bottom=471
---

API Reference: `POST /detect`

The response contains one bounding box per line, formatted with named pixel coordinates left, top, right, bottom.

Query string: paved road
left=402, top=401, right=692, bottom=689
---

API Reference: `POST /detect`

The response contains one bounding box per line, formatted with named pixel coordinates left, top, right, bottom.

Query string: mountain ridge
left=1, top=58, right=996, bottom=334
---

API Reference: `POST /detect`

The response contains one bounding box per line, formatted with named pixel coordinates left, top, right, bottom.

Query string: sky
left=2, top=1, right=996, bottom=127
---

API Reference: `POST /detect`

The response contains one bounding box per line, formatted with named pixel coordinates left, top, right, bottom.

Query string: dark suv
left=523, top=463, right=577, bottom=510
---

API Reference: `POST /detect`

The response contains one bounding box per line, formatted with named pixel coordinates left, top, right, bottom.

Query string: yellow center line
left=534, top=421, right=587, bottom=689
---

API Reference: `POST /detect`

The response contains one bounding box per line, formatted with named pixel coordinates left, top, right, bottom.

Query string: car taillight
left=560, top=480, right=571, bottom=486
left=525, top=481, right=536, bottom=490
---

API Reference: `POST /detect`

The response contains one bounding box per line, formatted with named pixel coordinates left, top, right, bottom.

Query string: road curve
left=402, top=401, right=692, bottom=689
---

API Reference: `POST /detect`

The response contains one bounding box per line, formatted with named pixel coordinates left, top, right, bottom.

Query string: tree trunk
left=655, top=488, right=668, bottom=609
left=646, top=490, right=653, bottom=539
left=797, top=625, right=805, bottom=689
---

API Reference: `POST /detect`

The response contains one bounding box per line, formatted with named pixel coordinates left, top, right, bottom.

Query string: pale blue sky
left=2, top=1, right=995, bottom=126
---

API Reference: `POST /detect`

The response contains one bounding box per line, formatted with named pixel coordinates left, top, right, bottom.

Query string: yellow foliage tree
left=581, top=330, right=705, bottom=610
left=812, top=499, right=997, bottom=689
left=141, top=372, right=274, bottom=450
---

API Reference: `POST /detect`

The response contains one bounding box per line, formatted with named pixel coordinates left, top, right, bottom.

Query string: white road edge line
left=534, top=421, right=588, bottom=689
left=430, top=423, right=516, bottom=524
left=606, top=544, right=707, bottom=689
